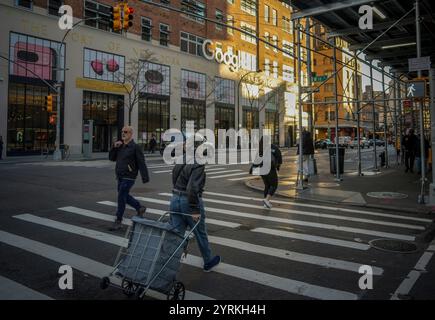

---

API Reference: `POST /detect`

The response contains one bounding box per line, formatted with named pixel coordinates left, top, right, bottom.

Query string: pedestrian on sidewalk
left=108, top=126, right=149, bottom=231
left=297, top=129, right=315, bottom=182
left=0, top=136, right=3, bottom=160
left=149, top=134, right=157, bottom=154
left=402, top=128, right=418, bottom=173
left=250, top=136, right=283, bottom=209
left=169, top=134, right=221, bottom=272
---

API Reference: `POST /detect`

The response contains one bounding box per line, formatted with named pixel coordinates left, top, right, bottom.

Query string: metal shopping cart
left=100, top=212, right=199, bottom=300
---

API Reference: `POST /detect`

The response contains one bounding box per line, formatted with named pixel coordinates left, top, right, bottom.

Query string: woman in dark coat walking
left=250, top=136, right=283, bottom=209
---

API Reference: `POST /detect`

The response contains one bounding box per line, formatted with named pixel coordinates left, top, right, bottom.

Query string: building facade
left=0, top=0, right=314, bottom=158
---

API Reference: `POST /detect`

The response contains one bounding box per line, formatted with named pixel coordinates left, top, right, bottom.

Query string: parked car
left=335, top=136, right=352, bottom=148
left=350, top=138, right=369, bottom=149
left=369, top=139, right=385, bottom=147
left=315, top=139, right=333, bottom=149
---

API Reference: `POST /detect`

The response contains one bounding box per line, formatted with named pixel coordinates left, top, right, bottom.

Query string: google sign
left=202, top=40, right=240, bottom=72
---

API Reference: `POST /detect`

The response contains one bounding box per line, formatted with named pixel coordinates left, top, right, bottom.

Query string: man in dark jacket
left=402, top=129, right=418, bottom=173
left=169, top=136, right=221, bottom=272
left=109, top=126, right=149, bottom=231
left=297, top=130, right=315, bottom=182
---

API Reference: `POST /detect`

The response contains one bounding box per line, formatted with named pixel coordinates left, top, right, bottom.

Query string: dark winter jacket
left=250, top=144, right=283, bottom=176
left=109, top=140, right=149, bottom=182
left=402, top=134, right=419, bottom=153
left=297, top=131, right=315, bottom=155
left=172, top=161, right=206, bottom=212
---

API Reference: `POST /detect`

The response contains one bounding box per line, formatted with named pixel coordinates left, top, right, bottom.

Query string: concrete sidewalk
left=0, top=151, right=162, bottom=164
left=246, top=164, right=435, bottom=215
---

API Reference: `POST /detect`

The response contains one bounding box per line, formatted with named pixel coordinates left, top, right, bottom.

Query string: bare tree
left=115, top=50, right=156, bottom=125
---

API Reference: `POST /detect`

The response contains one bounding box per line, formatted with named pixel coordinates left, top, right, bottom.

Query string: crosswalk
left=0, top=191, right=433, bottom=300
left=149, top=163, right=257, bottom=182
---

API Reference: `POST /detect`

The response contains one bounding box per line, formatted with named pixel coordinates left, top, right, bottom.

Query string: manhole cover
left=367, top=192, right=408, bottom=199
left=369, top=239, right=418, bottom=253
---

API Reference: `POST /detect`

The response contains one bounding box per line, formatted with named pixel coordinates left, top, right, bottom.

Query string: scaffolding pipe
left=416, top=0, right=426, bottom=204
left=333, top=37, right=341, bottom=181
left=296, top=20, right=305, bottom=190
left=382, top=67, right=389, bottom=168
left=370, top=60, right=379, bottom=171
left=354, top=52, right=362, bottom=176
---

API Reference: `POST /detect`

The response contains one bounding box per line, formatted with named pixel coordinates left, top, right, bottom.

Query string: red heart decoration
left=106, top=59, right=119, bottom=73
left=91, top=60, right=104, bottom=75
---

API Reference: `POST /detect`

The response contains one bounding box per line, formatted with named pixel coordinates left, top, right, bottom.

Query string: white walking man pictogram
left=407, top=84, right=416, bottom=97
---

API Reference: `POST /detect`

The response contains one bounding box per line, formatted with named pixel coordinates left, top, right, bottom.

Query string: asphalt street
left=0, top=147, right=434, bottom=300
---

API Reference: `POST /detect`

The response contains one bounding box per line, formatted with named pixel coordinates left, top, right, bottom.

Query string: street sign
left=408, top=56, right=431, bottom=72
left=312, top=75, right=328, bottom=82
left=406, top=80, right=426, bottom=99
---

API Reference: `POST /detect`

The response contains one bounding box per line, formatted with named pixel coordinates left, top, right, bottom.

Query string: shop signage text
left=202, top=40, right=239, bottom=71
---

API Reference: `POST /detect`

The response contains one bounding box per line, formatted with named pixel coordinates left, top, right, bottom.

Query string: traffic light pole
left=53, top=16, right=103, bottom=160
left=416, top=0, right=426, bottom=204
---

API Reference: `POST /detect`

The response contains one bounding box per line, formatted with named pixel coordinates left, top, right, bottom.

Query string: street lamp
left=53, top=17, right=103, bottom=160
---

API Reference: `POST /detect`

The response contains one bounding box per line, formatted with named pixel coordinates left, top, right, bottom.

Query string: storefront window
left=82, top=91, right=123, bottom=152
left=265, top=110, right=279, bottom=144
left=83, top=48, right=125, bottom=83
left=181, top=69, right=206, bottom=100
left=138, top=98, right=169, bottom=147
left=9, top=32, right=65, bottom=82
left=181, top=100, right=206, bottom=131
left=243, top=107, right=259, bottom=131
left=7, top=83, right=56, bottom=156
left=139, top=61, right=170, bottom=96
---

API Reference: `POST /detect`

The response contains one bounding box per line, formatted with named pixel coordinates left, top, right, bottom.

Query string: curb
left=245, top=178, right=434, bottom=215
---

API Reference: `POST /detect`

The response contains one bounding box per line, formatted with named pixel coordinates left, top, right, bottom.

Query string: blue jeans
left=116, top=178, right=141, bottom=221
left=169, top=194, right=212, bottom=264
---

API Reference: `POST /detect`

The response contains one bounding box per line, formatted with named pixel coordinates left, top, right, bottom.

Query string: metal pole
left=306, top=18, right=313, bottom=136
left=398, top=77, right=404, bottom=165
left=393, top=73, right=399, bottom=166
left=382, top=67, right=389, bottom=168
left=354, top=52, right=362, bottom=176
left=53, top=47, right=62, bottom=160
left=256, top=0, right=260, bottom=72
left=370, top=60, right=378, bottom=171
left=416, top=0, right=426, bottom=204
left=429, top=68, right=435, bottom=205
left=296, top=20, right=305, bottom=190
left=333, top=37, right=341, bottom=181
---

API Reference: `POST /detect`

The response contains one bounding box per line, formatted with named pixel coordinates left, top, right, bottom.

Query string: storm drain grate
left=367, top=192, right=408, bottom=199
left=369, top=239, right=418, bottom=253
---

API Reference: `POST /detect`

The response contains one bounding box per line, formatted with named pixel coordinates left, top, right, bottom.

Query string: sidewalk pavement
left=246, top=164, right=435, bottom=216
left=0, top=151, right=162, bottom=165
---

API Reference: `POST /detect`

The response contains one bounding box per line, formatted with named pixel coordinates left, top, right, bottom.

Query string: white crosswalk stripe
left=92, top=202, right=241, bottom=229
left=209, top=172, right=250, bottom=179
left=7, top=217, right=360, bottom=300
left=0, top=231, right=211, bottom=300
left=157, top=193, right=425, bottom=231
left=203, top=192, right=433, bottom=223
left=139, top=196, right=416, bottom=241
left=0, top=276, right=53, bottom=300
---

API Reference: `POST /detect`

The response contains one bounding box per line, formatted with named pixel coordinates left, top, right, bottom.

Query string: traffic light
left=110, top=5, right=121, bottom=32
left=45, top=94, right=53, bottom=113
left=123, top=4, right=134, bottom=30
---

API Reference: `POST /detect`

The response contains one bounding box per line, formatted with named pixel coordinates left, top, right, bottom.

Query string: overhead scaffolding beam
left=349, top=36, right=430, bottom=50
left=291, top=0, right=380, bottom=20
left=327, top=16, right=428, bottom=38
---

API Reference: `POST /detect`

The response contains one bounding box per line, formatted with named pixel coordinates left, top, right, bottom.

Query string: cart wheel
left=100, top=277, right=110, bottom=290
left=122, top=279, right=138, bottom=297
left=167, top=281, right=185, bottom=300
